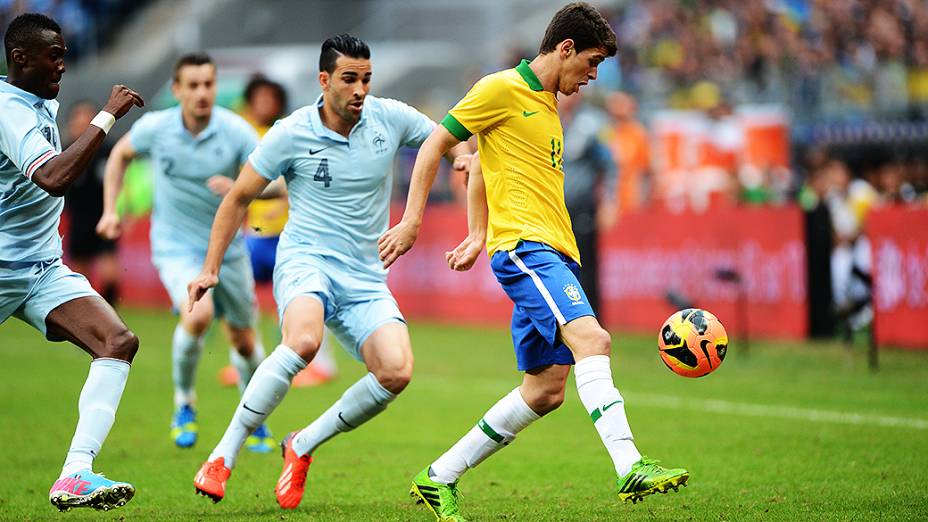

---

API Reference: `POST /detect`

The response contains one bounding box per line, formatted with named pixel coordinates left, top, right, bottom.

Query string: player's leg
left=194, top=295, right=319, bottom=502
left=215, top=255, right=273, bottom=451
left=411, top=311, right=560, bottom=522
left=278, top=299, right=408, bottom=509
left=560, top=304, right=688, bottom=503
left=27, top=262, right=139, bottom=511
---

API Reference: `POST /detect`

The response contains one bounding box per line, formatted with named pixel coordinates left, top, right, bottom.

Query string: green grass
left=1, top=308, right=927, bottom=521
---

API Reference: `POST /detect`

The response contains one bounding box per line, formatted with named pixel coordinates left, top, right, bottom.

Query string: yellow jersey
left=442, top=60, right=580, bottom=263
left=243, top=116, right=289, bottom=237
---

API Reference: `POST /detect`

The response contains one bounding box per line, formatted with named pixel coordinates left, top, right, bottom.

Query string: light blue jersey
left=250, top=95, right=434, bottom=277
left=129, top=106, right=258, bottom=259
left=0, top=77, right=63, bottom=263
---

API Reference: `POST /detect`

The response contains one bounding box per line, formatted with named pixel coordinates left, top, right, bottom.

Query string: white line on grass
left=413, top=376, right=928, bottom=430
left=626, top=393, right=928, bottom=431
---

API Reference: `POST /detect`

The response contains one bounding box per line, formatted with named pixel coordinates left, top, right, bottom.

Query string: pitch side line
left=626, top=393, right=928, bottom=431
left=414, top=376, right=928, bottom=430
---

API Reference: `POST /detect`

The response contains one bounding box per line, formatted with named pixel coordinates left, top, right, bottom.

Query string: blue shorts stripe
left=507, top=249, right=567, bottom=325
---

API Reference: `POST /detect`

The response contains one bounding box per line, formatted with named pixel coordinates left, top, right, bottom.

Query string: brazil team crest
left=563, top=284, right=582, bottom=304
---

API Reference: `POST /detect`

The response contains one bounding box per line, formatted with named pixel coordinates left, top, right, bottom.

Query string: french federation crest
left=563, top=284, right=582, bottom=303
left=372, top=132, right=387, bottom=154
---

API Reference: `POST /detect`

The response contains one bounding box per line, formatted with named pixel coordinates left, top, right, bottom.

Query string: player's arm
left=96, top=133, right=138, bottom=239
left=446, top=152, right=487, bottom=271
left=187, top=162, right=270, bottom=309
left=378, top=124, right=461, bottom=268
left=32, top=85, right=143, bottom=197
left=207, top=173, right=286, bottom=199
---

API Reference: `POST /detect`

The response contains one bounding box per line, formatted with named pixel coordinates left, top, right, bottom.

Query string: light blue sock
left=61, top=358, right=131, bottom=478
left=209, top=345, right=305, bottom=468
left=172, top=325, right=204, bottom=407
left=291, top=373, right=396, bottom=456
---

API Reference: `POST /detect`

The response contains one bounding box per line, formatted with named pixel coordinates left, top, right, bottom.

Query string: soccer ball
left=658, top=308, right=728, bottom=378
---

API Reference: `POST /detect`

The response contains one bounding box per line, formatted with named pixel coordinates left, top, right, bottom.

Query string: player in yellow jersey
left=380, top=3, right=688, bottom=520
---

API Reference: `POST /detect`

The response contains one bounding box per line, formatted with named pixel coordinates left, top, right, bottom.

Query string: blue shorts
left=273, top=252, right=404, bottom=361
left=153, top=253, right=256, bottom=328
left=491, top=241, right=595, bottom=371
left=0, top=258, right=99, bottom=339
left=246, top=235, right=278, bottom=283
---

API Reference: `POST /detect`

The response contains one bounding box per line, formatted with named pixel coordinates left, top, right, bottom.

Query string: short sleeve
left=442, top=74, right=510, bottom=140
left=0, top=97, right=58, bottom=179
left=248, top=120, right=292, bottom=181
left=382, top=98, right=435, bottom=148
left=235, top=119, right=260, bottom=165
left=129, top=112, right=160, bottom=155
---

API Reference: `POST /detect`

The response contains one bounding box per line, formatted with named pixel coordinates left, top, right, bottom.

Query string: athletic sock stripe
left=590, top=408, right=602, bottom=423
left=508, top=250, right=567, bottom=325
left=477, top=419, right=505, bottom=444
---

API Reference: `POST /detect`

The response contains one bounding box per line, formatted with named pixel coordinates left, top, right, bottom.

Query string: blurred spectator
left=561, top=92, right=617, bottom=316
left=801, top=163, right=835, bottom=338
left=64, top=100, right=120, bottom=304
left=605, top=92, right=650, bottom=213
left=611, top=0, right=928, bottom=122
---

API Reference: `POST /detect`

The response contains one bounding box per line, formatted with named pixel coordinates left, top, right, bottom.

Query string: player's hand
left=445, top=234, right=483, bottom=271
left=95, top=211, right=123, bottom=240
left=186, top=272, right=218, bottom=312
left=102, top=85, right=144, bottom=119
left=378, top=219, right=419, bottom=269
left=207, top=176, right=234, bottom=197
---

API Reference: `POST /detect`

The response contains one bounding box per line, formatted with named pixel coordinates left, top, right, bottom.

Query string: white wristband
left=90, top=111, right=116, bottom=135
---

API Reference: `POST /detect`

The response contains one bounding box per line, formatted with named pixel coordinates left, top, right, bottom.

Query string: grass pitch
left=1, top=308, right=926, bottom=521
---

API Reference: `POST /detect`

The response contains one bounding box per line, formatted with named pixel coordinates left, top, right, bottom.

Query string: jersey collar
left=0, top=75, right=51, bottom=109
left=173, top=105, right=219, bottom=141
left=515, top=60, right=544, bottom=92
left=310, top=93, right=369, bottom=143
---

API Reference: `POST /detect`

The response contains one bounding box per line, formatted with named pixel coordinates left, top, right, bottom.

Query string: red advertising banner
left=83, top=204, right=808, bottom=341
left=599, top=206, right=807, bottom=339
left=869, top=207, right=928, bottom=350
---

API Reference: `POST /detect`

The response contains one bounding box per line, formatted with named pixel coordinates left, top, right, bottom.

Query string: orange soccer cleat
left=275, top=432, right=313, bottom=509
left=194, top=457, right=231, bottom=503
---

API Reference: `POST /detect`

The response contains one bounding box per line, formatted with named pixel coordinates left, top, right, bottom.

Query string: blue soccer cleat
left=49, top=470, right=135, bottom=512
left=171, top=404, right=198, bottom=448
left=245, top=423, right=275, bottom=453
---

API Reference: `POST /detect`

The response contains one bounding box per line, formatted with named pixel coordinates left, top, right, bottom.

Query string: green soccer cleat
left=617, top=456, right=689, bottom=504
left=409, top=467, right=468, bottom=522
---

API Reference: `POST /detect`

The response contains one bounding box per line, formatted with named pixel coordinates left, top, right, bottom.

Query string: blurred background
left=3, top=0, right=927, bottom=353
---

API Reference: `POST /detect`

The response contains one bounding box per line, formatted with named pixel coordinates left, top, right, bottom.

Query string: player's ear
left=319, top=71, right=330, bottom=90
left=558, top=39, right=575, bottom=60
left=9, top=47, right=28, bottom=67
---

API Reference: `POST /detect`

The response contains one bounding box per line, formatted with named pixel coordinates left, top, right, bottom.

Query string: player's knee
left=373, top=360, right=413, bottom=395
left=526, top=387, right=565, bottom=416
left=576, top=327, right=612, bottom=359
left=287, top=333, right=321, bottom=362
left=102, top=328, right=139, bottom=362
left=184, top=310, right=213, bottom=336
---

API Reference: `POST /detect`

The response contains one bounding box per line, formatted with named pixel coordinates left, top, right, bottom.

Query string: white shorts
left=0, top=258, right=99, bottom=339
left=273, top=253, right=404, bottom=361
left=153, top=253, right=256, bottom=328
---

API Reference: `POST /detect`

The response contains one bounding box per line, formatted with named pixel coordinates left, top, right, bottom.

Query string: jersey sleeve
left=383, top=98, right=435, bottom=148
left=236, top=120, right=260, bottom=165
left=129, top=112, right=160, bottom=155
left=441, top=74, right=510, bottom=141
left=0, top=96, right=59, bottom=179
left=248, top=120, right=292, bottom=181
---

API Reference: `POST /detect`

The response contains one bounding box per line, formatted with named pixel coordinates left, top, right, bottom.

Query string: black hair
left=173, top=52, right=214, bottom=82
left=4, top=13, right=62, bottom=61
left=243, top=74, right=288, bottom=111
left=539, top=2, right=617, bottom=57
left=319, top=34, right=370, bottom=73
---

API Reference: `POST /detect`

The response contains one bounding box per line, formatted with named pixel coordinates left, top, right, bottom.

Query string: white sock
left=429, top=387, right=540, bottom=484
left=209, top=345, right=305, bottom=468
left=574, top=355, right=641, bottom=476
left=229, top=342, right=265, bottom=395
left=291, top=373, right=395, bottom=456
left=172, top=325, right=204, bottom=408
left=60, top=358, right=131, bottom=478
